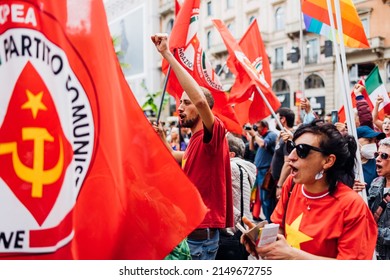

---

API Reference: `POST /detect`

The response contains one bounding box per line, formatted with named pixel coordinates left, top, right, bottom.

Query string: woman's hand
left=352, top=179, right=366, bottom=193
left=240, top=217, right=259, bottom=259
left=257, top=234, right=296, bottom=260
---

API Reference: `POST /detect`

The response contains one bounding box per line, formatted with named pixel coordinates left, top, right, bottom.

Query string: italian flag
left=365, top=66, right=390, bottom=111
left=338, top=66, right=389, bottom=123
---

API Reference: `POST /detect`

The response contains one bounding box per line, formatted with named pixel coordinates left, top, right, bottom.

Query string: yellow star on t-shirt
left=21, top=90, right=47, bottom=119
left=181, top=158, right=187, bottom=169
left=285, top=213, right=313, bottom=249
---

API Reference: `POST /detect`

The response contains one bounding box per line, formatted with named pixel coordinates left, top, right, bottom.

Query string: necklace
left=301, top=185, right=329, bottom=210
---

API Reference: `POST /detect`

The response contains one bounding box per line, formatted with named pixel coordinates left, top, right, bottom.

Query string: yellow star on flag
left=21, top=90, right=47, bottom=119
left=285, top=213, right=313, bottom=249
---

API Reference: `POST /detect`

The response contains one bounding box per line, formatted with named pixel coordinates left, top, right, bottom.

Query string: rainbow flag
left=302, top=0, right=370, bottom=48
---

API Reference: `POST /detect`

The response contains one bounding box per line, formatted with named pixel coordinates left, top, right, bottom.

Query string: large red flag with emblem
left=163, top=0, right=242, bottom=134
left=214, top=19, right=281, bottom=123
left=0, top=0, right=206, bottom=259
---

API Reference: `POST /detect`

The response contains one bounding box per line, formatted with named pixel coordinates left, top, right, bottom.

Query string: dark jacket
left=356, top=95, right=373, bottom=129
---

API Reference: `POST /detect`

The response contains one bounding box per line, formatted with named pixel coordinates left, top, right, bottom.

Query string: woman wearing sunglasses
left=241, top=122, right=377, bottom=259
left=368, top=138, right=390, bottom=260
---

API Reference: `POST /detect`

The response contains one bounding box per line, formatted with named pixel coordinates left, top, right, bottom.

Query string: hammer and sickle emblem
left=0, top=128, right=64, bottom=198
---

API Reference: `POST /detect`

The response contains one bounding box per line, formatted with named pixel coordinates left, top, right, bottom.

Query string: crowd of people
left=151, top=33, right=389, bottom=260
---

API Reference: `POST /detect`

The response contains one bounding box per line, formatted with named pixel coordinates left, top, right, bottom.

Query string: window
left=166, top=19, right=174, bottom=34
left=273, top=79, right=290, bottom=92
left=207, top=30, right=212, bottom=49
left=249, top=15, right=256, bottom=25
left=109, top=6, right=144, bottom=77
left=305, top=74, right=325, bottom=89
left=305, top=38, right=319, bottom=64
left=226, top=0, right=233, bottom=9
left=349, top=64, right=359, bottom=84
left=273, top=79, right=290, bottom=108
left=361, top=18, right=370, bottom=38
left=207, top=1, right=212, bottom=16
left=275, top=7, right=285, bottom=31
left=349, top=63, right=376, bottom=86
left=274, top=47, right=284, bottom=70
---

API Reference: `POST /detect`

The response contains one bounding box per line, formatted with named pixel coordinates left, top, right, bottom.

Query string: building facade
left=106, top=0, right=390, bottom=121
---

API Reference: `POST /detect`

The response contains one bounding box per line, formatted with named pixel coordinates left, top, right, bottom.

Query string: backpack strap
left=236, top=163, right=245, bottom=226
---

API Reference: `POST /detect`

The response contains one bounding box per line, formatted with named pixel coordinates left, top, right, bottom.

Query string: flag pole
left=255, top=86, right=284, bottom=131
left=156, top=49, right=177, bottom=123
left=334, top=0, right=367, bottom=203
left=326, top=0, right=366, bottom=202
left=217, top=62, right=227, bottom=76
left=298, top=0, right=305, bottom=98
left=156, top=64, right=172, bottom=123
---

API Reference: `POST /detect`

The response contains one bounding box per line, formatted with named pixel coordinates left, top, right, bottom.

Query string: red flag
left=214, top=19, right=281, bottom=123
left=175, top=0, right=182, bottom=15
left=0, top=0, right=206, bottom=259
left=163, top=0, right=242, bottom=133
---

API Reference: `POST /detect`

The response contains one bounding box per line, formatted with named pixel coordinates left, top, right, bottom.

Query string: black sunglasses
left=286, top=140, right=327, bottom=159
left=374, top=152, right=390, bottom=160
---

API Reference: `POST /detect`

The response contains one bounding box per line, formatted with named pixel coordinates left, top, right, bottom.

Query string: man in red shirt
left=151, top=33, right=233, bottom=260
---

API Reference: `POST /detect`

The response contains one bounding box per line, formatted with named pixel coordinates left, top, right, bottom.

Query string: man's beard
left=180, top=114, right=200, bottom=128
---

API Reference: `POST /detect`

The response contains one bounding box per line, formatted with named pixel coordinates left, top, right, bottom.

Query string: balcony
left=285, top=20, right=305, bottom=39
left=208, top=43, right=228, bottom=56
left=274, top=61, right=284, bottom=70
left=305, top=55, right=318, bottom=65
left=369, top=36, right=385, bottom=55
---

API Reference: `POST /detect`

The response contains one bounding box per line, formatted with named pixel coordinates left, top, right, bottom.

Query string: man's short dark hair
left=201, top=87, right=214, bottom=109
left=277, top=107, right=295, bottom=128
left=259, top=119, right=269, bottom=129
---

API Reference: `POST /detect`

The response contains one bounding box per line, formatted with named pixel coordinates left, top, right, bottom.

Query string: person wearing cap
left=357, top=125, right=386, bottom=194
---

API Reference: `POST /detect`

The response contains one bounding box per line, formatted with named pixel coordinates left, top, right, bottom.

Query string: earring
left=315, top=169, right=324, bottom=180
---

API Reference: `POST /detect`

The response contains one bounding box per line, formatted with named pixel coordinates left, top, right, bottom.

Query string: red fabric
left=272, top=176, right=377, bottom=259
left=216, top=19, right=280, bottom=123
left=182, top=118, right=234, bottom=228
left=0, top=0, right=206, bottom=259
left=175, top=0, right=181, bottom=15
left=163, top=0, right=241, bottom=134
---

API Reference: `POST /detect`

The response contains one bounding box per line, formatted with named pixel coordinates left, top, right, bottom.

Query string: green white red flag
left=338, top=66, right=390, bottom=123
left=365, top=66, right=390, bottom=111
left=0, top=0, right=206, bottom=259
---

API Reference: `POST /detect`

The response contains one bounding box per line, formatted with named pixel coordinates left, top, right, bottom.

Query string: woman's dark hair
left=293, top=122, right=357, bottom=194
